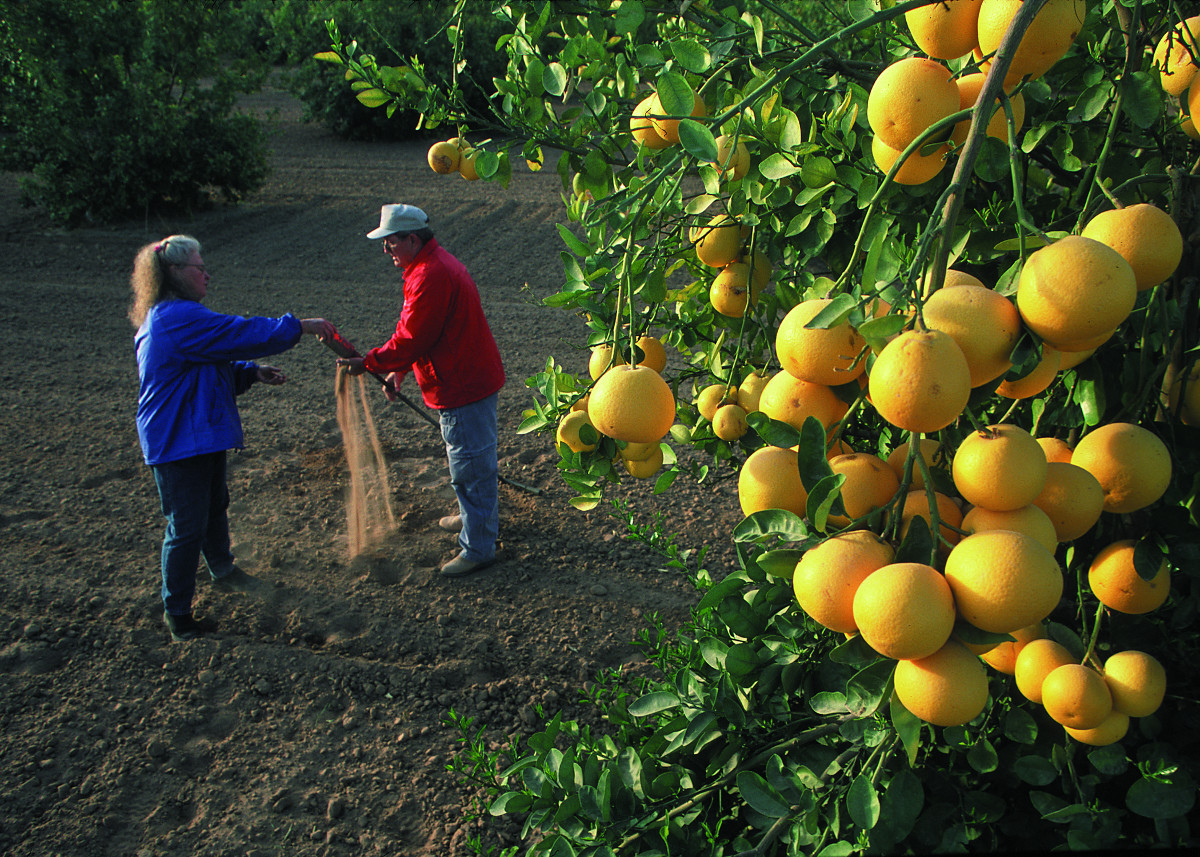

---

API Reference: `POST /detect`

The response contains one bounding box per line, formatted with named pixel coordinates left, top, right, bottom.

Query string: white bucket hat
left=367, top=203, right=429, bottom=239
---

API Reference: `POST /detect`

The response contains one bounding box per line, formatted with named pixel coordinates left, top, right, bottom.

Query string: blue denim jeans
left=439, top=393, right=499, bottom=562
left=151, top=451, right=237, bottom=615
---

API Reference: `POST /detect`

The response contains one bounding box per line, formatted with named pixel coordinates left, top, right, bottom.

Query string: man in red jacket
left=339, top=204, right=505, bottom=576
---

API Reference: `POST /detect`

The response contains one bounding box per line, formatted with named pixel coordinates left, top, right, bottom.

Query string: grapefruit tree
left=317, top=0, right=1200, bottom=852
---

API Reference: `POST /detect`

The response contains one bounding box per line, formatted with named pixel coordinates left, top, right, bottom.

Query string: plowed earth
left=0, top=87, right=743, bottom=856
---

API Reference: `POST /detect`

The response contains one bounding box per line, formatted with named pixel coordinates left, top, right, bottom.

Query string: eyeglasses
left=383, top=233, right=413, bottom=247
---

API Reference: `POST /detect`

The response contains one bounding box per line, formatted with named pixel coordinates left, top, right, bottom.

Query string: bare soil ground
left=0, top=87, right=743, bottom=856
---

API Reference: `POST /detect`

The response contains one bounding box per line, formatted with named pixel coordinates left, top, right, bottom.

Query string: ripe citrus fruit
left=777, top=298, right=867, bottom=386
left=588, top=343, right=624, bottom=380
left=1088, top=539, right=1171, bottom=615
left=1103, top=650, right=1167, bottom=717
left=923, top=285, right=1022, bottom=387
left=1015, top=236, right=1137, bottom=351
left=950, top=72, right=1026, bottom=147
left=894, top=639, right=990, bottom=727
left=694, top=214, right=743, bottom=268
left=1153, top=16, right=1200, bottom=96
left=899, top=490, right=964, bottom=551
left=1037, top=437, right=1073, bottom=464
left=997, top=344, right=1061, bottom=400
left=711, top=262, right=762, bottom=317
left=650, top=89, right=706, bottom=145
left=1031, top=461, right=1104, bottom=542
left=1166, top=362, right=1200, bottom=425
left=737, top=370, right=770, bottom=413
left=826, top=453, right=901, bottom=528
left=623, top=443, right=664, bottom=478
left=1014, top=638, right=1076, bottom=703
left=556, top=410, right=599, bottom=453
left=620, top=441, right=658, bottom=462
left=905, top=0, right=982, bottom=60
left=458, top=146, right=480, bottom=181
left=923, top=268, right=987, bottom=295
left=1070, top=422, right=1172, bottom=514
left=952, top=423, right=1048, bottom=512
left=1065, top=710, right=1130, bottom=746
left=588, top=365, right=676, bottom=444
left=871, top=136, right=950, bottom=185
left=630, top=94, right=672, bottom=149
left=944, top=530, right=1063, bottom=634
left=977, top=622, right=1046, bottom=675
left=758, top=372, right=849, bottom=432
left=635, top=334, right=667, bottom=374
left=712, top=403, right=749, bottom=441
left=427, top=140, right=460, bottom=174
left=712, top=134, right=750, bottom=180
left=852, top=561, right=957, bottom=660
left=696, top=383, right=737, bottom=421
left=1042, top=663, right=1113, bottom=730
left=792, top=530, right=895, bottom=633
left=738, top=445, right=808, bottom=517
left=960, top=504, right=1058, bottom=554
left=886, top=438, right=943, bottom=489
left=868, top=329, right=972, bottom=433
left=976, top=0, right=1086, bottom=87
left=1080, top=203, right=1183, bottom=292
left=867, top=56, right=960, bottom=150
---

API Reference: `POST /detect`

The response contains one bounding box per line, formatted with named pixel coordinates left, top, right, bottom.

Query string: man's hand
left=337, top=357, right=367, bottom=376
left=257, top=365, right=287, bottom=385
left=383, top=371, right=401, bottom=401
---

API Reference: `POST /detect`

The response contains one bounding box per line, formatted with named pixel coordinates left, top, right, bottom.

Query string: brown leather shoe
left=438, top=514, right=463, bottom=532
left=439, top=552, right=495, bottom=578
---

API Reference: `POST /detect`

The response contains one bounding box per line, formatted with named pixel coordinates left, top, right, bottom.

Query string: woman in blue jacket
left=130, top=234, right=335, bottom=642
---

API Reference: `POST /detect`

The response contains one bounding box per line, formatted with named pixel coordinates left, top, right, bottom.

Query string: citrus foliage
left=323, top=0, right=1199, bottom=852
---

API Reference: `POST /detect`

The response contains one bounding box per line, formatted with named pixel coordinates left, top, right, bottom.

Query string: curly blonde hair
left=128, top=234, right=201, bottom=328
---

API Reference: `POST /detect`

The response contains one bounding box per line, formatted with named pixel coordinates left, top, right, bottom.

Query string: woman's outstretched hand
left=257, top=365, right=287, bottom=385
left=300, top=318, right=336, bottom=341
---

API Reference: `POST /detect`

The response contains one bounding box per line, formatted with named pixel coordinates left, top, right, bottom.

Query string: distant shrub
left=261, top=0, right=510, bottom=141
left=0, top=0, right=271, bottom=227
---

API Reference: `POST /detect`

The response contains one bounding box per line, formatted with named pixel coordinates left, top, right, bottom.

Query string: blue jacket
left=135, top=299, right=303, bottom=465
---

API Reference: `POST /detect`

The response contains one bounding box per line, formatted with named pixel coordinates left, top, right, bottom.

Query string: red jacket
left=363, top=238, right=505, bottom=409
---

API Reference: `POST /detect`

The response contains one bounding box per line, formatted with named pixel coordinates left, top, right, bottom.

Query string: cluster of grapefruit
left=867, top=0, right=1085, bottom=184
left=426, top=136, right=481, bottom=181
left=555, top=334, right=675, bottom=479
left=787, top=418, right=1173, bottom=737
left=1152, top=14, right=1200, bottom=139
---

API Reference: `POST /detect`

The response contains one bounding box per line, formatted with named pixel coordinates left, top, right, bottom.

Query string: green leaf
left=725, top=641, right=760, bottom=677
left=797, top=417, right=834, bottom=490
left=1087, top=744, right=1128, bottom=776
left=801, top=156, right=837, bottom=188
left=1121, top=71, right=1163, bottom=129
left=733, top=509, right=808, bottom=543
left=748, top=411, right=802, bottom=447
left=556, top=222, right=591, bottom=257
left=672, top=39, right=711, bottom=73
left=655, top=70, right=695, bottom=117
left=738, top=771, right=791, bottom=818
left=490, top=790, right=533, bottom=815
left=612, top=0, right=645, bottom=33
left=313, top=51, right=344, bottom=65
left=806, top=473, right=847, bottom=531
left=1126, top=775, right=1197, bottom=819
left=967, top=739, right=999, bottom=773
left=1133, top=534, right=1166, bottom=581
left=847, top=775, right=880, bottom=830
left=811, top=691, right=850, bottom=714
left=679, top=120, right=717, bottom=162
left=355, top=88, right=390, bottom=108
left=890, top=695, right=922, bottom=765
left=756, top=548, right=805, bottom=580
left=1014, top=755, right=1057, bottom=786
left=760, top=153, right=800, bottom=180
left=543, top=62, right=568, bottom=97
left=1003, top=708, right=1038, bottom=744
left=628, top=691, right=680, bottom=717
left=894, top=512, right=933, bottom=564
left=876, top=769, right=923, bottom=844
